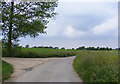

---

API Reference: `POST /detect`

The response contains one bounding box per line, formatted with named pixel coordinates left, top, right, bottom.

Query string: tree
left=109, top=48, right=112, bottom=50
left=1, top=1, right=58, bottom=53
left=48, top=46, right=53, bottom=48
left=54, top=47, right=59, bottom=49
left=38, top=46, right=43, bottom=48
left=96, top=47, right=99, bottom=50
left=76, top=46, right=85, bottom=50
left=25, top=44, right=29, bottom=48
left=61, top=47, right=65, bottom=49
left=72, top=48, right=74, bottom=50
left=33, top=46, right=37, bottom=48
left=45, top=46, right=48, bottom=48
left=106, top=47, right=109, bottom=50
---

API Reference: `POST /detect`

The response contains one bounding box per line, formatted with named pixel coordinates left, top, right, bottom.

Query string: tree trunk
left=8, top=2, right=14, bottom=53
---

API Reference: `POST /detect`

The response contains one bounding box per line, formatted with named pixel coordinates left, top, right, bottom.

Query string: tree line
left=23, top=45, right=119, bottom=50
left=25, top=45, right=62, bottom=49
left=76, top=46, right=113, bottom=50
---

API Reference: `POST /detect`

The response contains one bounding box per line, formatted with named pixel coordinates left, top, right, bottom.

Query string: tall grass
left=2, top=48, right=76, bottom=58
left=73, top=51, right=118, bottom=82
left=2, top=61, right=13, bottom=81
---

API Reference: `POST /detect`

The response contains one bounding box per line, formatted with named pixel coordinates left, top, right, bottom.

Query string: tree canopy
left=1, top=1, right=58, bottom=51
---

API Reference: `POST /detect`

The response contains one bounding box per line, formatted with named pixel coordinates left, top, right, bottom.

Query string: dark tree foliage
left=76, top=46, right=113, bottom=50
left=76, top=46, right=85, bottom=50
left=72, top=48, right=74, bottom=50
left=86, top=47, right=95, bottom=50
left=25, top=44, right=29, bottom=48
left=61, top=47, right=65, bottom=49
left=37, top=46, right=43, bottom=48
left=48, top=46, right=53, bottom=48
left=1, top=1, right=58, bottom=51
left=33, top=46, right=37, bottom=48
left=54, top=47, right=59, bottom=49
left=32, top=46, right=56, bottom=49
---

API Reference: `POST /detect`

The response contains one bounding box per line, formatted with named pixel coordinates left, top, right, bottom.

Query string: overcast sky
left=19, top=0, right=118, bottom=49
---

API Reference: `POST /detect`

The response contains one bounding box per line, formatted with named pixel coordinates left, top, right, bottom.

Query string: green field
left=2, top=61, right=13, bottom=81
left=2, top=48, right=76, bottom=58
left=73, top=50, right=118, bottom=82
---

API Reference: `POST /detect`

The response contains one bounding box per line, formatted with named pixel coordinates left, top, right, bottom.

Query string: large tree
left=1, top=1, right=58, bottom=52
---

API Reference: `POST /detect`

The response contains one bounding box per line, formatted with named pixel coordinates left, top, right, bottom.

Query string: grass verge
left=2, top=60, right=13, bottom=81
left=73, top=51, right=118, bottom=82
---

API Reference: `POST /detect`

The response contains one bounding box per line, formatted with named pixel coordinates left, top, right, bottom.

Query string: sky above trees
left=19, top=0, right=118, bottom=49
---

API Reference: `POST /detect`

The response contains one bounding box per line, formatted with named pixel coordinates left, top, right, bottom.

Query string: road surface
left=11, top=56, right=82, bottom=82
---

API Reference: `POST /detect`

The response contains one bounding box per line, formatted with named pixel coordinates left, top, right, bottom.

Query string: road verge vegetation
left=73, top=51, right=118, bottom=82
left=2, top=60, right=13, bottom=81
left=2, top=48, right=76, bottom=58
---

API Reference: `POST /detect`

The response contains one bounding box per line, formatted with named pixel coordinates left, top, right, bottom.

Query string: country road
left=11, top=56, right=82, bottom=82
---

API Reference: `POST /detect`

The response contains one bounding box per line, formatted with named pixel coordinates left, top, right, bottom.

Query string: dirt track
left=2, top=57, right=61, bottom=82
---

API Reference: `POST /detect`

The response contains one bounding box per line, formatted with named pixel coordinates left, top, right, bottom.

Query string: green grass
left=2, top=60, right=13, bottom=81
left=73, top=50, right=118, bottom=82
left=0, top=60, right=1, bottom=82
left=3, top=48, right=76, bottom=58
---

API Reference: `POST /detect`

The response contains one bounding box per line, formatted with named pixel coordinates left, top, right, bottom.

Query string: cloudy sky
left=19, top=0, right=118, bottom=49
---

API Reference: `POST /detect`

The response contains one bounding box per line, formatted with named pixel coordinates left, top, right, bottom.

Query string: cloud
left=40, top=2, right=117, bottom=40
left=92, top=16, right=117, bottom=35
left=43, top=21, right=62, bottom=37
left=63, top=26, right=85, bottom=38
left=43, top=2, right=117, bottom=39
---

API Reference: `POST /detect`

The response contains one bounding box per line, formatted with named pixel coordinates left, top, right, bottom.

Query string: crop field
left=73, top=50, right=118, bottom=82
left=2, top=61, right=13, bottom=81
left=2, top=48, right=76, bottom=58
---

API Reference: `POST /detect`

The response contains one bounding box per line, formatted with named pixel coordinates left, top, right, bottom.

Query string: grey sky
left=19, top=0, right=118, bottom=49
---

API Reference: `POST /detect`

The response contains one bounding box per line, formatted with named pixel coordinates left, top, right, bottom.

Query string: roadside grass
left=73, top=50, right=118, bottom=82
left=2, top=60, right=13, bottom=81
left=0, top=60, right=1, bottom=82
left=2, top=48, right=76, bottom=58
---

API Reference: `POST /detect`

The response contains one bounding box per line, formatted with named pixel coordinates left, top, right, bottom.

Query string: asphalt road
left=12, top=56, right=82, bottom=82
